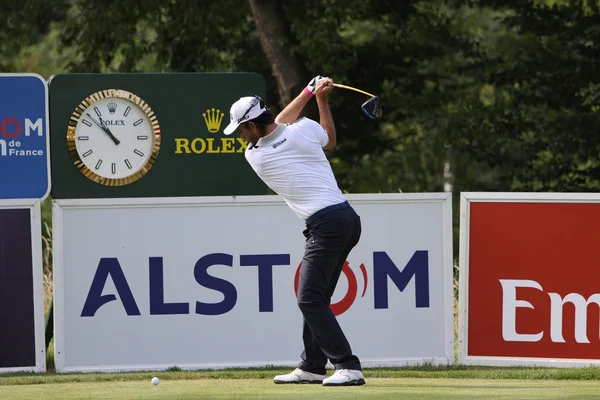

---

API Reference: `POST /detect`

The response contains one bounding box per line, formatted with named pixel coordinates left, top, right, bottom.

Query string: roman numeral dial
left=67, top=89, right=161, bottom=187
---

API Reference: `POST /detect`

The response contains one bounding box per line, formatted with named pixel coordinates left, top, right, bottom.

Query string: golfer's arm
left=275, top=91, right=313, bottom=124
left=318, top=97, right=336, bottom=150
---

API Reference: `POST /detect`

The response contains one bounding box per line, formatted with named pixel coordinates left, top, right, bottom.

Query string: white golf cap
left=223, top=96, right=268, bottom=135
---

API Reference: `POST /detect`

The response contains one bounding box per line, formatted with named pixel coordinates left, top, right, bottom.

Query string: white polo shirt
left=245, top=118, right=347, bottom=221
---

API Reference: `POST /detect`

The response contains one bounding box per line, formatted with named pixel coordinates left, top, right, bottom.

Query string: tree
left=0, top=0, right=68, bottom=71
left=451, top=0, right=600, bottom=192
left=9, top=0, right=600, bottom=197
left=247, top=0, right=311, bottom=108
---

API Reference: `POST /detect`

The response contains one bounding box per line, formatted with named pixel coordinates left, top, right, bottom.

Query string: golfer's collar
left=257, top=124, right=286, bottom=146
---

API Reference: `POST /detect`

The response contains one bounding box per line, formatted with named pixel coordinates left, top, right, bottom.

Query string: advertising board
left=459, top=192, right=600, bottom=367
left=53, top=194, right=453, bottom=372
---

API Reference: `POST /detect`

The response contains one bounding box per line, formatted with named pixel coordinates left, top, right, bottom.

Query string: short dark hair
left=251, top=109, right=275, bottom=125
left=242, top=100, right=274, bottom=134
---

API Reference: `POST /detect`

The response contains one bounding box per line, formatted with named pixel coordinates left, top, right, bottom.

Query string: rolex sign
left=174, top=107, right=247, bottom=154
left=49, top=73, right=268, bottom=199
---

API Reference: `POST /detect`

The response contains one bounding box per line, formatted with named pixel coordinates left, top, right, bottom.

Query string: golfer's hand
left=305, top=75, right=325, bottom=96
left=315, top=78, right=333, bottom=100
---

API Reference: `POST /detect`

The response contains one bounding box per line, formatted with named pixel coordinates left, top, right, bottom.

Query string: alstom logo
left=80, top=251, right=430, bottom=317
left=0, top=116, right=43, bottom=138
left=501, top=279, right=600, bottom=344
left=0, top=116, right=45, bottom=157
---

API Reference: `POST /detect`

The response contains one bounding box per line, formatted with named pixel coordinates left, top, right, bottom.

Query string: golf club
left=330, top=83, right=382, bottom=120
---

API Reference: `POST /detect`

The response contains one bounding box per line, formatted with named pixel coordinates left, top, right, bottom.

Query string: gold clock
left=67, top=89, right=161, bottom=186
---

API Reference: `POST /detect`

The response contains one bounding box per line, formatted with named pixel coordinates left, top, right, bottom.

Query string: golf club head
left=362, top=96, right=382, bottom=120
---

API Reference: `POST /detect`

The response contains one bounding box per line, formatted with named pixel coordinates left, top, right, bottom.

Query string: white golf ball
left=151, top=377, right=160, bottom=386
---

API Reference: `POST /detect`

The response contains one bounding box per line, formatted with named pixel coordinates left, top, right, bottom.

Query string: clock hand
left=86, top=113, right=121, bottom=145
left=98, top=117, right=121, bottom=145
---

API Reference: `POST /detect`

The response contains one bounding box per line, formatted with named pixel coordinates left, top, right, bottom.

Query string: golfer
left=223, top=76, right=365, bottom=386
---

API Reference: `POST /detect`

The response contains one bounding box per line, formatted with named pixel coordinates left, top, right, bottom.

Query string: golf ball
left=151, top=377, right=160, bottom=386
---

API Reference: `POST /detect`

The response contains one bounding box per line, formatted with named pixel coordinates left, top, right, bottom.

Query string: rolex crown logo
left=107, top=102, right=118, bottom=114
left=202, top=108, right=225, bottom=133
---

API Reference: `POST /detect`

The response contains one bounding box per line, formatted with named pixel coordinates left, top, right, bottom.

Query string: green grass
left=2, top=377, right=600, bottom=400
left=4, top=365, right=600, bottom=385
left=3, top=366, right=600, bottom=400
left=5, top=347, right=600, bottom=399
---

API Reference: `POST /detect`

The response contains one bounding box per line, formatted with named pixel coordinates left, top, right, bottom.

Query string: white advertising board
left=53, top=194, right=453, bottom=372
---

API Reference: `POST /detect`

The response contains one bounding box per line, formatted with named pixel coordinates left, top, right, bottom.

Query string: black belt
left=306, top=201, right=350, bottom=226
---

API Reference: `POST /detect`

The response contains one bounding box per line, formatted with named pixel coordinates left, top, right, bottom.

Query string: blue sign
left=0, top=74, right=50, bottom=199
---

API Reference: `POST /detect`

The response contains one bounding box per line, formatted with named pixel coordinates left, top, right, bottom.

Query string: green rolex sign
left=49, top=73, right=267, bottom=199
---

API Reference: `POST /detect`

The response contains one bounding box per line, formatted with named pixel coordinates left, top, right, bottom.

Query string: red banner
left=467, top=202, right=600, bottom=360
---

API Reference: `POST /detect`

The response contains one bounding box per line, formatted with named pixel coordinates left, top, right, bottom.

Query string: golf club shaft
left=332, top=83, right=375, bottom=98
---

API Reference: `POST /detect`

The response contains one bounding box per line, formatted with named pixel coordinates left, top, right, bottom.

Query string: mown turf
left=3, top=364, right=600, bottom=386
left=3, top=363, right=600, bottom=400
left=2, top=377, right=600, bottom=400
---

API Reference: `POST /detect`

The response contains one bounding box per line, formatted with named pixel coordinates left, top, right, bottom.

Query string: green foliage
left=0, top=0, right=69, bottom=71
left=452, top=0, right=600, bottom=193
left=11, top=0, right=600, bottom=195
left=59, top=0, right=268, bottom=73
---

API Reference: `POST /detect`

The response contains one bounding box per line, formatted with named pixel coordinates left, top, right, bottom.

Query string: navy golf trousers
left=296, top=201, right=362, bottom=374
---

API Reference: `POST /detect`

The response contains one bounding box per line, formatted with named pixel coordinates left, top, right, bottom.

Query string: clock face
left=67, top=89, right=161, bottom=186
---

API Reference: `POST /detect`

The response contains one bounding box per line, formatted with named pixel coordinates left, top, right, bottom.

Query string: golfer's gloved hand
left=304, top=75, right=325, bottom=96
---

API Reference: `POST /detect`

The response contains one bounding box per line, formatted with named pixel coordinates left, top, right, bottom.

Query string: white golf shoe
left=322, top=369, right=366, bottom=386
left=273, top=368, right=326, bottom=384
